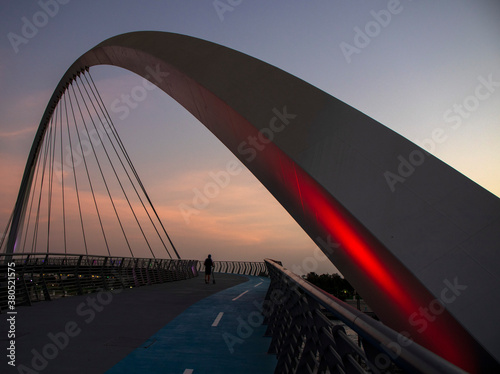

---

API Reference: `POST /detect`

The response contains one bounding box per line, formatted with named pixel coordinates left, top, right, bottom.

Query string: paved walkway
left=1, top=273, right=276, bottom=373
left=107, top=275, right=276, bottom=373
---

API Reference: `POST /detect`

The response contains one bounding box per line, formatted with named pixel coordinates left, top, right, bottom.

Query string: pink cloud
left=0, top=126, right=37, bottom=138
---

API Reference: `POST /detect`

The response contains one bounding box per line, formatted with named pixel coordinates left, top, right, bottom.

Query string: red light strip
left=290, top=160, right=473, bottom=371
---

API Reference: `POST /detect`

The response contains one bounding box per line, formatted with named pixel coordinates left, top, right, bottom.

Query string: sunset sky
left=1, top=1, right=499, bottom=276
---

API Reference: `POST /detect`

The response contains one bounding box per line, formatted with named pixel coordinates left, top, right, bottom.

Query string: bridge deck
left=1, top=274, right=276, bottom=373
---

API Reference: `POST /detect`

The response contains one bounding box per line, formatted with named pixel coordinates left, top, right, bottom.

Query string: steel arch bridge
left=4, top=32, right=500, bottom=372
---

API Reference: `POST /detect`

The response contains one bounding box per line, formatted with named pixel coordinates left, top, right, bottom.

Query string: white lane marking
left=212, top=312, right=224, bottom=327
left=254, top=282, right=263, bottom=288
left=232, top=290, right=249, bottom=301
left=183, top=370, right=193, bottom=374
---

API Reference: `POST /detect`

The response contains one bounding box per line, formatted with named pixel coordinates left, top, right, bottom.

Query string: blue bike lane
left=106, top=275, right=277, bottom=374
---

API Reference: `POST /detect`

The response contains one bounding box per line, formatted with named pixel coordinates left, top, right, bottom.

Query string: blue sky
left=1, top=0, right=499, bottom=275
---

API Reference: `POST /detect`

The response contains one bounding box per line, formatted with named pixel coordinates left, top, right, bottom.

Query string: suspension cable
left=64, top=90, right=89, bottom=256
left=19, top=130, right=44, bottom=253
left=77, top=73, right=159, bottom=259
left=86, top=71, right=180, bottom=259
left=68, top=81, right=114, bottom=257
left=59, top=99, right=67, bottom=254
left=31, top=124, right=54, bottom=253
left=9, top=68, right=182, bottom=260
left=47, top=106, right=58, bottom=253
left=0, top=210, right=14, bottom=252
left=81, top=72, right=166, bottom=258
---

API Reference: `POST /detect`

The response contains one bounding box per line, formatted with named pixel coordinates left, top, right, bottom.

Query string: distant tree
left=304, top=272, right=354, bottom=300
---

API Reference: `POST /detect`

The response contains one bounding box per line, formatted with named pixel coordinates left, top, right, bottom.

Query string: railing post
left=191, top=260, right=198, bottom=277
left=20, top=254, right=32, bottom=306
left=76, top=255, right=83, bottom=295
left=133, top=258, right=140, bottom=287
left=40, top=254, right=51, bottom=301
left=117, top=257, right=126, bottom=289
left=101, top=257, right=108, bottom=290
left=158, top=259, right=164, bottom=282
left=57, top=256, right=66, bottom=297
left=155, top=259, right=163, bottom=283
left=145, top=258, right=152, bottom=285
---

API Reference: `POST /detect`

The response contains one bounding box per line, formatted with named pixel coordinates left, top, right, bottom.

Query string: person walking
left=204, top=254, right=214, bottom=284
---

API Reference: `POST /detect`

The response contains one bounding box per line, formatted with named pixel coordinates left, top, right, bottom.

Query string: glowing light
left=288, top=159, right=474, bottom=369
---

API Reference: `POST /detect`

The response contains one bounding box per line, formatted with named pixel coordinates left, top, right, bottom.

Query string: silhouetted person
left=204, top=254, right=214, bottom=284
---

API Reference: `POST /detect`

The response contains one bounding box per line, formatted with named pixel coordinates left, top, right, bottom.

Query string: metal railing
left=197, top=260, right=267, bottom=276
left=264, top=259, right=467, bottom=374
left=0, top=253, right=198, bottom=312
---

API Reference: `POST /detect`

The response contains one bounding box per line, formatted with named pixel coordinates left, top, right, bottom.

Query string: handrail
left=0, top=253, right=198, bottom=312
left=264, top=259, right=467, bottom=374
left=2, top=252, right=175, bottom=261
left=197, top=260, right=268, bottom=276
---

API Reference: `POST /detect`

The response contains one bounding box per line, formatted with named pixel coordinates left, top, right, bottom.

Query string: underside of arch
left=7, top=32, right=500, bottom=372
